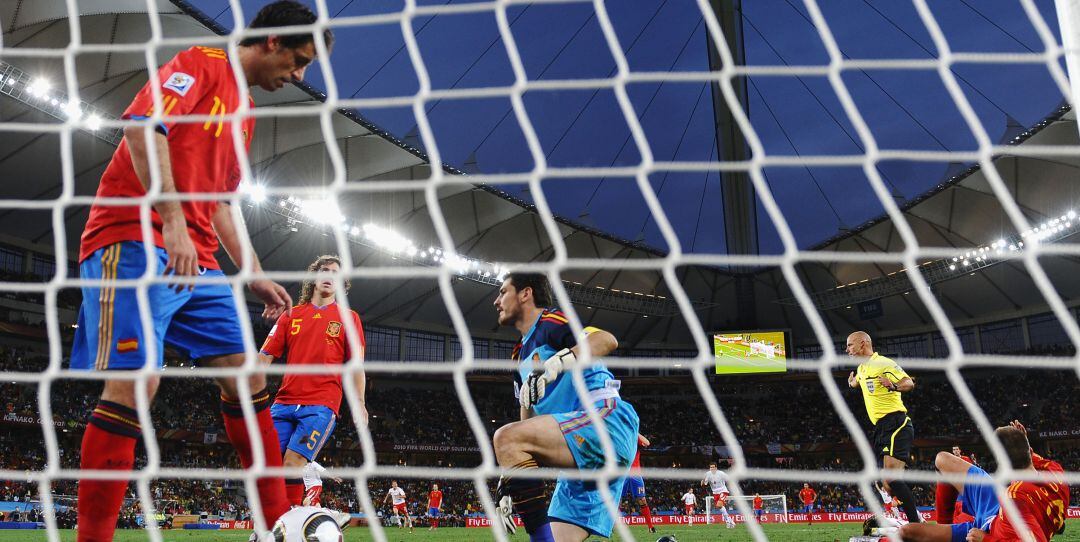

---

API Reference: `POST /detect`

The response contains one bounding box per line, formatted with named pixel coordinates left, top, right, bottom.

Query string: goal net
left=1, top=1, right=1079, bottom=542
left=705, top=494, right=788, bottom=524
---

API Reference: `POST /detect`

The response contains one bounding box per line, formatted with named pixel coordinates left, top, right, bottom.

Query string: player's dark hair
left=506, top=272, right=553, bottom=308
left=299, top=255, right=349, bottom=305
left=240, top=1, right=334, bottom=51
left=996, top=426, right=1032, bottom=469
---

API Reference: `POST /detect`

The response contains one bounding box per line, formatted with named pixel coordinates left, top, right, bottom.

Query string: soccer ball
left=656, top=536, right=678, bottom=542
left=271, top=506, right=343, bottom=542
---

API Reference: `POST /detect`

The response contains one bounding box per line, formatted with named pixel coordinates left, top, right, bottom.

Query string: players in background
left=701, top=463, right=735, bottom=528
left=874, top=481, right=900, bottom=521
left=898, top=420, right=1069, bottom=542
left=753, top=494, right=764, bottom=523
left=491, top=273, right=639, bottom=542
left=382, top=481, right=414, bottom=532
left=952, top=445, right=976, bottom=465
left=427, top=483, right=443, bottom=531
left=69, top=3, right=331, bottom=539
left=259, top=254, right=366, bottom=510
left=301, top=461, right=339, bottom=508
left=681, top=488, right=697, bottom=525
left=847, top=331, right=922, bottom=525
left=622, top=434, right=657, bottom=533
left=799, top=483, right=817, bottom=525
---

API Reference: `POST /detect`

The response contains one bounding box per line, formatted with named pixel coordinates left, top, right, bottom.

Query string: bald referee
left=846, top=331, right=922, bottom=524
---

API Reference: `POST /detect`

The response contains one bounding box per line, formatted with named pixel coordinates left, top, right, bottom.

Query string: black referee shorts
left=871, top=411, right=913, bottom=462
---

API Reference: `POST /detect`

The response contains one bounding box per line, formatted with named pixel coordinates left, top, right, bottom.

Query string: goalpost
left=705, top=494, right=788, bottom=524
left=2, top=1, right=1079, bottom=542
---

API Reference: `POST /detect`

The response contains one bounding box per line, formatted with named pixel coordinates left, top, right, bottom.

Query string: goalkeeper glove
left=519, top=349, right=577, bottom=410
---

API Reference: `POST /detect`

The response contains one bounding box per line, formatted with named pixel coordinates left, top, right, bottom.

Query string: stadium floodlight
left=300, top=198, right=344, bottom=225
left=26, top=78, right=49, bottom=98
left=85, top=114, right=102, bottom=131
left=239, top=181, right=267, bottom=204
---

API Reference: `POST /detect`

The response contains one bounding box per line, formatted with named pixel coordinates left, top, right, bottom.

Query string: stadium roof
left=1, top=0, right=1078, bottom=350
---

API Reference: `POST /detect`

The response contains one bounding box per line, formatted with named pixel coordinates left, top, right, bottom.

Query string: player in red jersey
left=799, top=483, right=817, bottom=525
left=753, top=494, right=764, bottom=523
left=427, top=483, right=444, bottom=530
left=69, top=3, right=332, bottom=540
left=621, top=434, right=657, bottom=533
left=899, top=421, right=1069, bottom=542
left=260, top=255, right=366, bottom=507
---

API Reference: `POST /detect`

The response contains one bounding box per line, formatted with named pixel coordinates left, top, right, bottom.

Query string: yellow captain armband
left=582, top=326, right=603, bottom=336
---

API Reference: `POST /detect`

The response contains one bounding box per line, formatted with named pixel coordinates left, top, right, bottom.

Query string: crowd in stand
left=0, top=339, right=1078, bottom=527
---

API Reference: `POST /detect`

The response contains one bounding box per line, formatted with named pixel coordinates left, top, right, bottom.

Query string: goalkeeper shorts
left=71, top=241, right=246, bottom=370
left=548, top=398, right=639, bottom=537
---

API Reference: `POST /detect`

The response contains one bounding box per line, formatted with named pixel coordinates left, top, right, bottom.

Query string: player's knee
left=935, top=451, right=967, bottom=474
left=898, top=521, right=930, bottom=541
left=492, top=423, right=524, bottom=459
left=101, top=376, right=160, bottom=408
left=282, top=451, right=307, bottom=468
left=934, top=451, right=953, bottom=471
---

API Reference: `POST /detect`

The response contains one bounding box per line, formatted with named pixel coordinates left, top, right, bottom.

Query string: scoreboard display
left=713, top=331, right=788, bottom=374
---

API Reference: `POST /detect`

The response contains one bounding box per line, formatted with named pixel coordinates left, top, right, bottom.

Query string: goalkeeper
left=491, top=273, right=639, bottom=541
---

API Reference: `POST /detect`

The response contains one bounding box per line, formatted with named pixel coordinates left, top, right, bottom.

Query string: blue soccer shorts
left=548, top=398, right=639, bottom=538
left=427, top=507, right=440, bottom=518
left=950, top=465, right=999, bottom=542
left=70, top=242, right=246, bottom=370
left=622, top=475, right=646, bottom=500
left=271, top=403, right=337, bottom=462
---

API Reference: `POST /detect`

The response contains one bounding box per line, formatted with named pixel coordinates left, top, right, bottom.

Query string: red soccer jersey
left=753, top=496, right=763, bottom=510
left=80, top=46, right=255, bottom=269
left=428, top=490, right=443, bottom=509
left=629, top=450, right=641, bottom=471
left=799, top=488, right=816, bottom=505
left=261, top=302, right=365, bottom=414
left=984, top=454, right=1069, bottom=542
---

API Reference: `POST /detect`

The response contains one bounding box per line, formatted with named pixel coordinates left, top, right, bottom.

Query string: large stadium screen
left=713, top=331, right=788, bottom=374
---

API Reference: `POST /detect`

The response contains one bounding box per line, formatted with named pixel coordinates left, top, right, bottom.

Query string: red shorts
left=712, top=492, right=729, bottom=507
left=684, top=505, right=695, bottom=514
left=393, top=502, right=407, bottom=514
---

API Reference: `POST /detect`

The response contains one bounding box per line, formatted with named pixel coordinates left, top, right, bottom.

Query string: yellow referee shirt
left=855, top=352, right=909, bottom=425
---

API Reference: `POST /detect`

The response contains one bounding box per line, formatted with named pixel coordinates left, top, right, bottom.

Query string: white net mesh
left=1, top=1, right=1079, bottom=541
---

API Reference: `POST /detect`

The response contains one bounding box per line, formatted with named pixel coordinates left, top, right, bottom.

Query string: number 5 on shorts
left=306, top=430, right=321, bottom=450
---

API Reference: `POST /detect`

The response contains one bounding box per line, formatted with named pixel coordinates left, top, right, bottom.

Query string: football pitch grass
left=5, top=521, right=1080, bottom=542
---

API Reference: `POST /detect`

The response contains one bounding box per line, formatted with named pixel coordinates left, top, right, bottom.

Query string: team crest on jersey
left=163, top=72, right=196, bottom=96
left=326, top=321, right=341, bottom=337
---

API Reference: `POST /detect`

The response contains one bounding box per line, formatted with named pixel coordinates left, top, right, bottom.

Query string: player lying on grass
left=70, top=2, right=331, bottom=540
left=898, top=421, right=1069, bottom=542
left=492, top=272, right=639, bottom=542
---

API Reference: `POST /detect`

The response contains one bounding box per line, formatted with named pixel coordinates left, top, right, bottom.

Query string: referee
left=846, top=331, right=922, bottom=524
